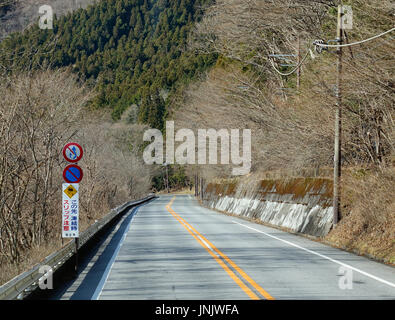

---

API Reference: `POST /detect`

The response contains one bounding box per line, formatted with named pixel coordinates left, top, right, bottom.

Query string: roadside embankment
left=201, top=170, right=394, bottom=265
left=202, top=177, right=334, bottom=238
left=204, top=178, right=333, bottom=237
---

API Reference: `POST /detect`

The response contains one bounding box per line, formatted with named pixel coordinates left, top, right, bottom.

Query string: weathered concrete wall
left=202, top=177, right=334, bottom=237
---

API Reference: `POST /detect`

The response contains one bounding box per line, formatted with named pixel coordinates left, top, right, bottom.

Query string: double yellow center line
left=165, top=196, right=274, bottom=300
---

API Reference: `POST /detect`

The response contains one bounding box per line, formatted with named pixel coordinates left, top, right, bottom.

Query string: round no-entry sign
left=63, top=142, right=83, bottom=163
left=63, top=164, right=83, bottom=183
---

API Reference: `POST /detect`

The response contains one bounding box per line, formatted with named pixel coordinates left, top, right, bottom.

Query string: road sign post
left=62, top=143, right=84, bottom=276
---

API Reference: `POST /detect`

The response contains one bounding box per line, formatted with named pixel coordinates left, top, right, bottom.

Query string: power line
left=314, top=27, right=395, bottom=48
left=268, top=46, right=311, bottom=76
left=267, top=12, right=393, bottom=227
left=269, top=27, right=395, bottom=76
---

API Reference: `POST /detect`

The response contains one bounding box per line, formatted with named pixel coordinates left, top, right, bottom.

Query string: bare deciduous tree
left=0, top=69, right=89, bottom=263
left=0, top=69, right=153, bottom=269
left=179, top=0, right=394, bottom=179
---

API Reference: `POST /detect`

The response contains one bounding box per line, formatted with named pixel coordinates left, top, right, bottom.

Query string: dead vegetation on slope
left=326, top=168, right=395, bottom=264
left=0, top=69, right=152, bottom=285
left=174, top=0, right=394, bottom=262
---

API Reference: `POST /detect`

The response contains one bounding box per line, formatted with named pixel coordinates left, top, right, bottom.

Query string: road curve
left=51, top=195, right=395, bottom=300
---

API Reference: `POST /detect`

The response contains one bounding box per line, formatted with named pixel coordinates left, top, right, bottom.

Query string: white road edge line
left=91, top=206, right=141, bottom=300
left=232, top=220, right=395, bottom=289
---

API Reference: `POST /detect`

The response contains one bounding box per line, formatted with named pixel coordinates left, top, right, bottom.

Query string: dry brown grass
left=326, top=167, right=395, bottom=264
left=0, top=238, right=68, bottom=285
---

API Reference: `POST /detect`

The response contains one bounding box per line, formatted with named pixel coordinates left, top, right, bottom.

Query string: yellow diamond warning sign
left=64, top=184, right=78, bottom=198
left=62, top=183, right=79, bottom=238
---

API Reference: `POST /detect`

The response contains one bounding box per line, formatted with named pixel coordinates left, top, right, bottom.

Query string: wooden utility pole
left=74, top=237, right=79, bottom=276
left=200, top=177, right=203, bottom=200
left=195, top=173, right=198, bottom=197
left=296, top=35, right=301, bottom=90
left=333, top=4, right=343, bottom=226
left=166, top=164, right=169, bottom=193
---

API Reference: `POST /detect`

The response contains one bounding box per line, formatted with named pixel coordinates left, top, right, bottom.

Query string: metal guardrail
left=0, top=194, right=157, bottom=300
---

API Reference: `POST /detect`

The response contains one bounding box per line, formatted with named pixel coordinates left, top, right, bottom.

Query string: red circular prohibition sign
left=63, top=142, right=83, bottom=163
left=63, top=164, right=83, bottom=184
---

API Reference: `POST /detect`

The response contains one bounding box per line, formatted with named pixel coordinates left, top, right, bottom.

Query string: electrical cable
left=268, top=45, right=311, bottom=76
left=314, top=27, right=395, bottom=48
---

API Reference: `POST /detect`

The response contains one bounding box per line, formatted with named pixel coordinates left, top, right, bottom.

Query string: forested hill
left=0, top=0, right=217, bottom=129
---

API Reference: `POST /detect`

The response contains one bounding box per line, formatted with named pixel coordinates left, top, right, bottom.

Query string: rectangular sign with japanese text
left=62, top=183, right=79, bottom=238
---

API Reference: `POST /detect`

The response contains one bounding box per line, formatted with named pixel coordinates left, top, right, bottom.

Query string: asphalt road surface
left=51, top=195, right=395, bottom=300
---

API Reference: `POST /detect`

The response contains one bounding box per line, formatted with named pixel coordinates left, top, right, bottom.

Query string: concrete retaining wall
left=203, top=178, right=334, bottom=237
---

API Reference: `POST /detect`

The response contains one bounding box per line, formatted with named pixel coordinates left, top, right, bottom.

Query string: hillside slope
left=0, top=0, right=217, bottom=129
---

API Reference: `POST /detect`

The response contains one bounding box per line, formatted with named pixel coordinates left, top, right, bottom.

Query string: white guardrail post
left=0, top=194, right=156, bottom=300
